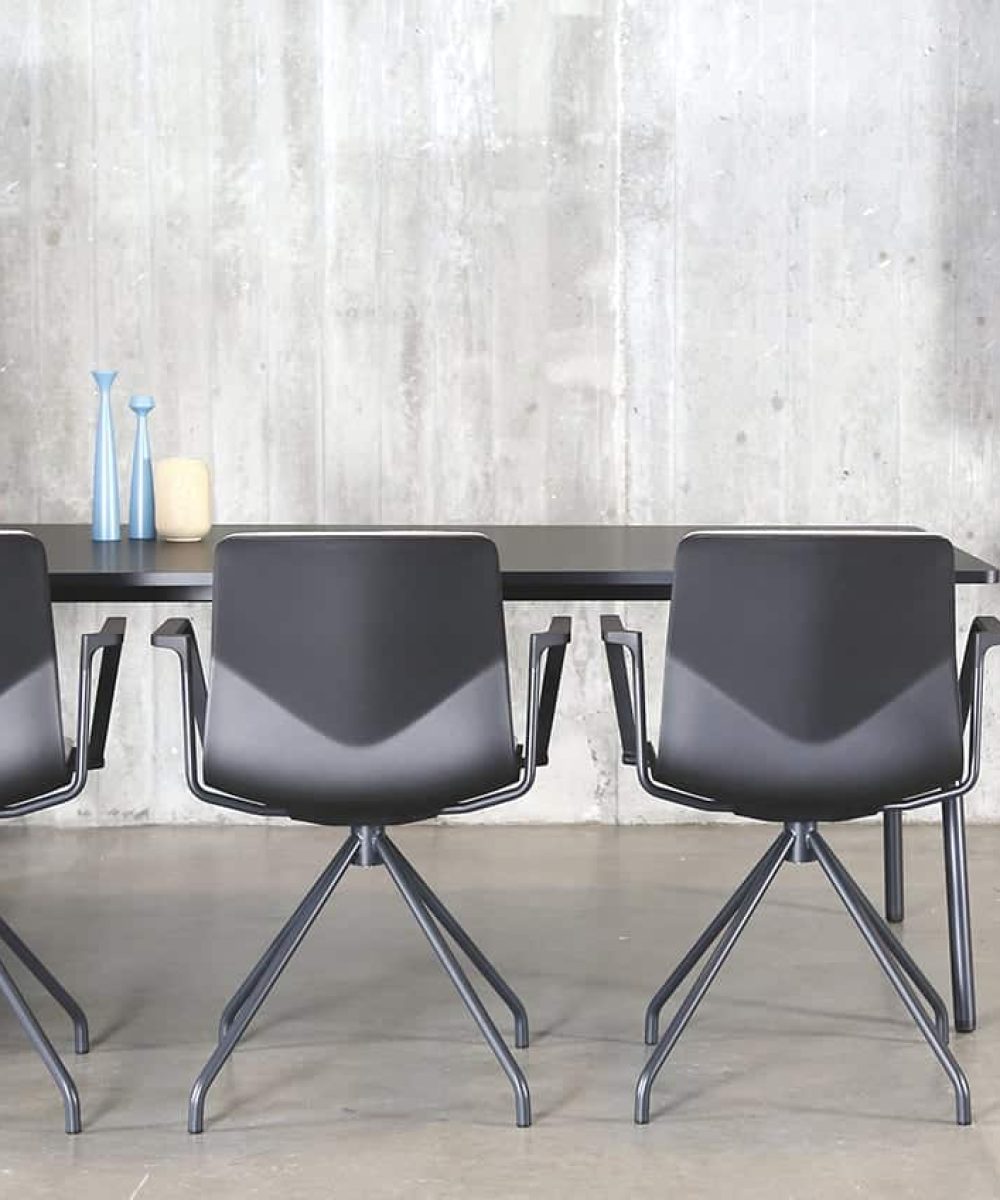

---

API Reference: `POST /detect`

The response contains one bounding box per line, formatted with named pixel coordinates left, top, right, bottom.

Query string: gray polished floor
left=0, top=823, right=999, bottom=1197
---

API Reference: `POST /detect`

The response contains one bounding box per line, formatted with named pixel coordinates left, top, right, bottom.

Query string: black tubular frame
left=634, top=823, right=971, bottom=1127
left=0, top=618, right=126, bottom=819
left=187, top=826, right=532, bottom=1132
left=601, top=613, right=993, bottom=817
left=0, top=616, right=126, bottom=1134
left=153, top=612, right=571, bottom=1130
left=602, top=611, right=1000, bottom=1036
left=152, top=615, right=572, bottom=820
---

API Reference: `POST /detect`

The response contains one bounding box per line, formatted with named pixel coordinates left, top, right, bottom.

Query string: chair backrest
left=0, top=532, right=68, bottom=806
left=657, top=532, right=964, bottom=819
left=202, top=533, right=519, bottom=821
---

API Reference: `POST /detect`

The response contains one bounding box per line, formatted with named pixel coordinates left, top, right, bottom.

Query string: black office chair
left=0, top=531, right=125, bottom=1133
left=602, top=531, right=999, bottom=1126
left=153, top=532, right=570, bottom=1132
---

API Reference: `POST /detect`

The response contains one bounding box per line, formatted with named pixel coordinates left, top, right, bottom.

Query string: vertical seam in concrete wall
left=206, top=0, right=215, bottom=483
left=89, top=0, right=98, bottom=358
left=258, top=0, right=272, bottom=521
left=28, top=0, right=39, bottom=524
left=487, top=4, right=499, bottom=527
left=613, top=0, right=624, bottom=824
left=315, top=0, right=327, bottom=520
left=144, top=0, right=155, bottom=404
left=947, top=10, right=960, bottom=537
left=375, top=0, right=386, bottom=523
left=801, top=0, right=811, bottom=511
left=892, top=3, right=904, bottom=525
left=204, top=0, right=214, bottom=472
left=668, top=0, right=679, bottom=521
left=205, top=0, right=219, bottom=501
left=614, top=0, right=626, bottom=526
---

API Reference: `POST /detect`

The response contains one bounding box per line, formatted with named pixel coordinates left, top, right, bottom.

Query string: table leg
left=943, top=796, right=976, bottom=1033
left=883, top=809, right=904, bottom=924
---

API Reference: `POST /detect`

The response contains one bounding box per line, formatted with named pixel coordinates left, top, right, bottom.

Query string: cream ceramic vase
left=154, top=458, right=212, bottom=542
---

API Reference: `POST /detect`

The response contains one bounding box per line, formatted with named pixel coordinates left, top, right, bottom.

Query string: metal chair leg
left=811, top=831, right=971, bottom=1126
left=828, top=847, right=950, bottom=1044
left=635, top=831, right=794, bottom=1125
left=379, top=836, right=532, bottom=1128
left=188, top=833, right=358, bottom=1134
left=0, top=916, right=89, bottom=1053
left=644, top=831, right=789, bottom=1045
left=942, top=797, right=976, bottom=1033
left=883, top=810, right=904, bottom=924
left=217, top=835, right=360, bottom=1042
left=0, top=953, right=81, bottom=1134
left=384, top=837, right=530, bottom=1048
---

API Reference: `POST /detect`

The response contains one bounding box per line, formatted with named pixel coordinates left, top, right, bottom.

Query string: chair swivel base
left=637, top=821, right=971, bottom=1127
left=0, top=914, right=90, bottom=1134
left=189, top=825, right=531, bottom=1133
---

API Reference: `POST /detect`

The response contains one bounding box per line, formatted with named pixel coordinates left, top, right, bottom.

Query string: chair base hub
left=352, top=824, right=383, bottom=867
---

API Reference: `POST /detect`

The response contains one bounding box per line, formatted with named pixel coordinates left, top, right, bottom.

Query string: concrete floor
left=0, top=825, right=999, bottom=1198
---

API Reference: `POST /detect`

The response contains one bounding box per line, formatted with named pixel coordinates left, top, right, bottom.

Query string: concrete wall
left=0, top=1, right=998, bottom=825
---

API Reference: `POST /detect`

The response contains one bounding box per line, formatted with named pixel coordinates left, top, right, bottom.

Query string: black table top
left=7, top=523, right=997, bottom=603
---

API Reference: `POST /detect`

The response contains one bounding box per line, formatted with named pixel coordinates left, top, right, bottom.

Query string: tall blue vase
left=128, top=394, right=156, bottom=540
left=91, top=370, right=121, bottom=542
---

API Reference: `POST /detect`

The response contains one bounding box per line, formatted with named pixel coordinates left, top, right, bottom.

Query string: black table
left=8, top=523, right=998, bottom=602
left=12, top=521, right=998, bottom=1036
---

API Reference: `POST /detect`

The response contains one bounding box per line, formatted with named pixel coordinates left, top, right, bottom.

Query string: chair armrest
left=530, top=616, right=571, bottom=767
left=960, top=616, right=1000, bottom=728
left=152, top=620, right=294, bottom=819
left=0, top=616, right=127, bottom=817
left=83, top=617, right=126, bottom=769
left=151, top=617, right=197, bottom=652
left=601, top=615, right=639, bottom=765
left=532, top=615, right=572, bottom=651
left=885, top=615, right=1000, bottom=812
left=440, top=616, right=572, bottom=815
left=599, top=614, right=726, bottom=814
left=152, top=618, right=208, bottom=743
left=82, top=616, right=127, bottom=654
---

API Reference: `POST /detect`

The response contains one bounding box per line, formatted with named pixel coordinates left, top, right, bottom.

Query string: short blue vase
left=128, top=394, right=156, bottom=540
left=91, top=370, right=121, bottom=542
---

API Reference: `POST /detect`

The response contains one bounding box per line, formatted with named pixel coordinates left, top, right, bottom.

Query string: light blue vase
left=128, top=394, right=156, bottom=540
left=91, top=370, right=121, bottom=542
